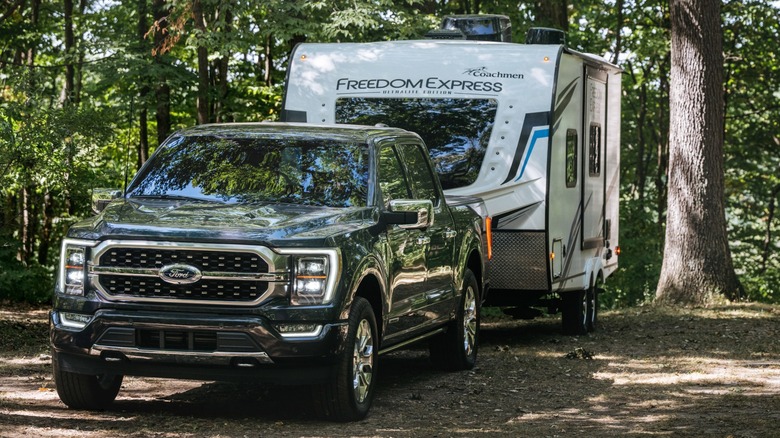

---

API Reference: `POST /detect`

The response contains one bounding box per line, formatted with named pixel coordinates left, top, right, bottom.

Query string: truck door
left=378, top=144, right=428, bottom=339
left=398, top=143, right=456, bottom=326
left=582, top=67, right=608, bottom=251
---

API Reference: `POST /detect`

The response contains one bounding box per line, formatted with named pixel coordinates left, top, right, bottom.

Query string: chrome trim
left=378, top=327, right=446, bottom=355
left=90, top=265, right=288, bottom=282
left=89, top=240, right=289, bottom=306
left=91, top=345, right=274, bottom=364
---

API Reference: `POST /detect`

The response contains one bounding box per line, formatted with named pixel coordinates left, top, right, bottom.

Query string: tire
left=52, top=352, right=123, bottom=410
left=430, top=269, right=479, bottom=371
left=312, top=297, right=378, bottom=421
left=561, top=289, right=588, bottom=335
left=586, top=281, right=598, bottom=332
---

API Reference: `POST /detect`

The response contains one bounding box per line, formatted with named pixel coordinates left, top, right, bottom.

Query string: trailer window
left=589, top=123, right=601, bottom=176
left=336, top=97, right=497, bottom=190
left=566, top=129, right=578, bottom=188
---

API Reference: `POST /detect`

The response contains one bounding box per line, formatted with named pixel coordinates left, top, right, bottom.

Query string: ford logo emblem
left=159, top=264, right=202, bottom=284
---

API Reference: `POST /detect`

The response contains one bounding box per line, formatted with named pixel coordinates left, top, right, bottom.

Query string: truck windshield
left=336, top=97, right=497, bottom=190
left=127, top=135, right=369, bottom=207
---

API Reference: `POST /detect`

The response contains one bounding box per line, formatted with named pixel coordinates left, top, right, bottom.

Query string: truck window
left=127, top=136, right=369, bottom=207
left=378, top=145, right=411, bottom=205
left=398, top=144, right=439, bottom=204
left=336, top=97, right=497, bottom=190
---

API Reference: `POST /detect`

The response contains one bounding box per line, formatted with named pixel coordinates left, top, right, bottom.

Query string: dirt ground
left=1, top=302, right=779, bottom=437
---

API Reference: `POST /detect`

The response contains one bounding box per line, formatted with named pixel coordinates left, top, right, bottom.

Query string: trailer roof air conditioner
left=426, top=14, right=512, bottom=42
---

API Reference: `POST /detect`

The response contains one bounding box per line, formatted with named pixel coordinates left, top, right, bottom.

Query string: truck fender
left=341, top=256, right=388, bottom=336
left=453, top=221, right=485, bottom=300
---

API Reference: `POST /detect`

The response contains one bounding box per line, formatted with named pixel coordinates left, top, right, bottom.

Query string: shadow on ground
left=1, top=304, right=779, bottom=436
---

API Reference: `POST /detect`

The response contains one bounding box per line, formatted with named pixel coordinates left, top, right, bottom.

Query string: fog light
left=60, top=312, right=92, bottom=329
left=274, top=324, right=322, bottom=338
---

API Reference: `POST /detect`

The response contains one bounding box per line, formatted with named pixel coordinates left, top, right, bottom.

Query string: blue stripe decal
left=514, top=128, right=550, bottom=182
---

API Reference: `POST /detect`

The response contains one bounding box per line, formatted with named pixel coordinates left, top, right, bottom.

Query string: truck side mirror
left=91, top=188, right=122, bottom=214
left=382, top=199, right=434, bottom=229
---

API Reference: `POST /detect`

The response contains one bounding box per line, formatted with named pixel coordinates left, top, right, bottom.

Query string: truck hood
left=67, top=198, right=376, bottom=246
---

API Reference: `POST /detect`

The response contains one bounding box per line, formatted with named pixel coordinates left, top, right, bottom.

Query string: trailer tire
left=586, top=281, right=598, bottom=332
left=561, top=290, right=588, bottom=335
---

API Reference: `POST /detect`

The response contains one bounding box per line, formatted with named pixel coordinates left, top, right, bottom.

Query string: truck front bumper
left=50, top=309, right=347, bottom=384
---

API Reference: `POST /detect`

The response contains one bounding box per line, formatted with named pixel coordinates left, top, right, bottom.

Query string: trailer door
left=581, top=67, right=608, bottom=250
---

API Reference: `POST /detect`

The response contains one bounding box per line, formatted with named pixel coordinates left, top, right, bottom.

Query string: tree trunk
left=611, top=0, right=624, bottom=65
left=192, top=0, right=209, bottom=125
left=26, top=0, right=40, bottom=71
left=214, top=7, right=231, bottom=123
left=656, top=0, right=741, bottom=305
left=62, top=0, right=75, bottom=106
left=137, top=0, right=149, bottom=165
left=37, top=192, right=54, bottom=266
left=761, top=184, right=780, bottom=274
left=262, top=34, right=273, bottom=86
left=19, top=186, right=33, bottom=265
left=153, top=0, right=171, bottom=145
left=73, top=0, right=88, bottom=107
left=533, top=0, right=568, bottom=30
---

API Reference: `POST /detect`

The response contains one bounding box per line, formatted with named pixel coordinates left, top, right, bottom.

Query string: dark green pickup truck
left=50, top=123, right=490, bottom=421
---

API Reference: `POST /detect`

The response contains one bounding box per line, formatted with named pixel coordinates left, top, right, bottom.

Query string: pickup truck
left=50, top=122, right=490, bottom=421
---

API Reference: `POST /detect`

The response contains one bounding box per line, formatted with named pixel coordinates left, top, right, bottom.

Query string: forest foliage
left=0, top=0, right=778, bottom=305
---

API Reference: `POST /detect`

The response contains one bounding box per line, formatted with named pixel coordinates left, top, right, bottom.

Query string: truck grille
left=99, top=248, right=268, bottom=272
left=100, top=275, right=267, bottom=302
left=90, top=242, right=283, bottom=306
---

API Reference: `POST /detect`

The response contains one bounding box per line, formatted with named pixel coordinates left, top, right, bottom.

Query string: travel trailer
left=281, top=17, right=621, bottom=335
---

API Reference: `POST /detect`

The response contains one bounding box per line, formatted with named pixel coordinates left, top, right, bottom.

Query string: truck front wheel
left=52, top=352, right=122, bottom=410
left=312, top=296, right=378, bottom=421
left=430, top=269, right=479, bottom=371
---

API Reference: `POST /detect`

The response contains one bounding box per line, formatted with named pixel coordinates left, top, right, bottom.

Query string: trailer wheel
left=586, top=281, right=598, bottom=332
left=430, top=269, right=479, bottom=371
left=561, top=290, right=588, bottom=335
left=52, top=352, right=123, bottom=410
left=312, top=297, right=378, bottom=421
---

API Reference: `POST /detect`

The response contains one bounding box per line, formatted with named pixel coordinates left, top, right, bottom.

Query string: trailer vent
left=525, top=27, right=566, bottom=46
left=427, top=14, right=512, bottom=42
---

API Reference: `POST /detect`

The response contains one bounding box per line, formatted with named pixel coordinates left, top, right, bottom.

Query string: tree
left=655, top=0, right=741, bottom=305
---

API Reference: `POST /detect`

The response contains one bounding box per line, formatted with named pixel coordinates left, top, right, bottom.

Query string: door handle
left=416, top=236, right=431, bottom=245
left=444, top=229, right=457, bottom=239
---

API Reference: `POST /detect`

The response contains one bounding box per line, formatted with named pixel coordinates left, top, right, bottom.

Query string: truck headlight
left=279, top=249, right=340, bottom=306
left=59, top=239, right=93, bottom=296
